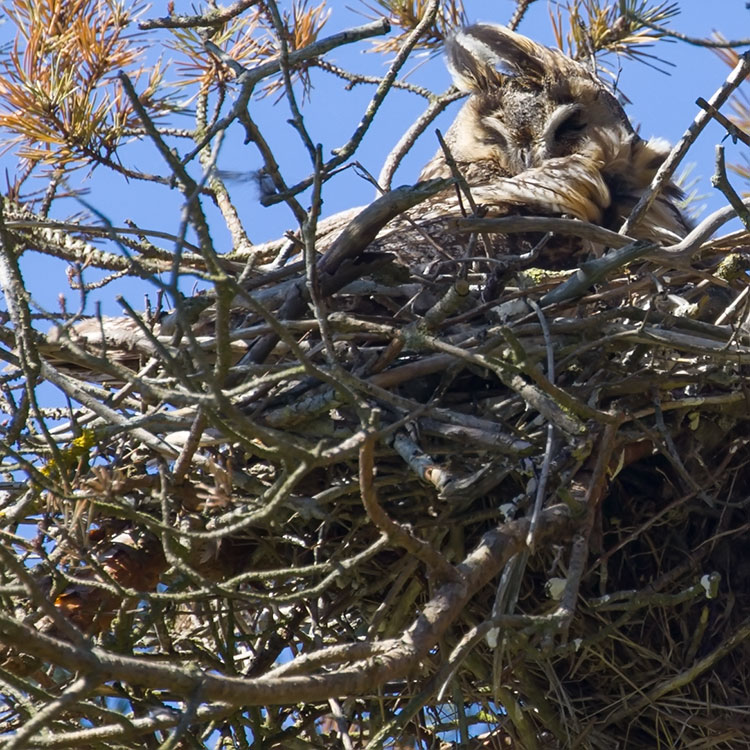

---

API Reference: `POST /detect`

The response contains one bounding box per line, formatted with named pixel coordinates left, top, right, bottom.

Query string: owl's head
left=441, top=24, right=636, bottom=174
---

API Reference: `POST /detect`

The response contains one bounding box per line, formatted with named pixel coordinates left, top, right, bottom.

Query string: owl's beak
left=521, top=148, right=533, bottom=169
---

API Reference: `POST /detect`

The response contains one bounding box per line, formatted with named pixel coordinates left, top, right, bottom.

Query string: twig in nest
left=711, top=145, right=750, bottom=232
left=456, top=215, right=635, bottom=248
left=550, top=419, right=621, bottom=644
left=422, top=278, right=472, bottom=330
left=526, top=299, right=556, bottom=550
left=540, top=240, right=657, bottom=305
left=657, top=196, right=750, bottom=261
left=359, top=432, right=460, bottom=582
left=391, top=432, right=452, bottom=493
left=435, top=129, right=478, bottom=216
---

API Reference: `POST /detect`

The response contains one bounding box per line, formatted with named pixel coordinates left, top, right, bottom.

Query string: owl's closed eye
left=420, top=24, right=689, bottom=250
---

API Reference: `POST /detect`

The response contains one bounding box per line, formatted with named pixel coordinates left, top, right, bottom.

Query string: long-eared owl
left=420, top=24, right=689, bottom=251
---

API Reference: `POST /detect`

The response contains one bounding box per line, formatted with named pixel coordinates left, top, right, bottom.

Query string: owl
left=420, top=24, right=689, bottom=253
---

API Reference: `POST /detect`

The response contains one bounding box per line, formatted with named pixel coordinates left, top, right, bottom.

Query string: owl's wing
left=469, top=154, right=688, bottom=243
left=469, top=154, right=611, bottom=224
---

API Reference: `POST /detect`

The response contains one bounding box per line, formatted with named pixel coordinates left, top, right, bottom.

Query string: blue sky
left=2, top=1, right=750, bottom=315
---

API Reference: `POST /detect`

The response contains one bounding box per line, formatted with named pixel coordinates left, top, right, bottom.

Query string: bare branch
left=140, top=0, right=260, bottom=30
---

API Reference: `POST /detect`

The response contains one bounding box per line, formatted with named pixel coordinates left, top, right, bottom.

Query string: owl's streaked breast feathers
left=420, top=24, right=689, bottom=249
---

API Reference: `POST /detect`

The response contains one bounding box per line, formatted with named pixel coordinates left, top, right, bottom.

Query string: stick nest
left=9, top=188, right=750, bottom=748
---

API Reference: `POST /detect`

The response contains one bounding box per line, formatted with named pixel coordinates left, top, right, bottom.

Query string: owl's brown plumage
left=420, top=24, right=689, bottom=252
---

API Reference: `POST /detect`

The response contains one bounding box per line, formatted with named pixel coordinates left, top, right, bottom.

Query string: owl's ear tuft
left=446, top=24, right=547, bottom=92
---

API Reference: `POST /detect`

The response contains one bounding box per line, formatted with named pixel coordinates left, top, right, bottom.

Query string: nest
left=6, top=183, right=750, bottom=748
